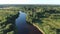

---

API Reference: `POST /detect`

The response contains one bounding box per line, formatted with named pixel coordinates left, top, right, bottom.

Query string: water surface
left=16, top=11, right=42, bottom=34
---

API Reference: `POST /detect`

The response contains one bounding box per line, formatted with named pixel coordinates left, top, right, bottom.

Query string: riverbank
left=25, top=6, right=60, bottom=34
left=32, top=23, right=45, bottom=34
left=27, top=23, right=43, bottom=34
left=27, top=22, right=44, bottom=34
left=26, top=21, right=45, bottom=34
left=0, top=9, right=19, bottom=34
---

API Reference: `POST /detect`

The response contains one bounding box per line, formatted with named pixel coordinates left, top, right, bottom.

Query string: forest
left=0, top=7, right=19, bottom=34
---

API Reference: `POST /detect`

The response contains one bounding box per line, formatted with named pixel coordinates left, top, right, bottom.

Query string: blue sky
left=0, top=0, right=60, bottom=4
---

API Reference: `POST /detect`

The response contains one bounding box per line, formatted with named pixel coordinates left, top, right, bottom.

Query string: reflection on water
left=16, top=11, right=29, bottom=34
left=16, top=11, right=42, bottom=34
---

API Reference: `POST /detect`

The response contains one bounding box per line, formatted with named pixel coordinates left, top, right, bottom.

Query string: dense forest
left=0, top=5, right=60, bottom=34
left=0, top=7, right=19, bottom=34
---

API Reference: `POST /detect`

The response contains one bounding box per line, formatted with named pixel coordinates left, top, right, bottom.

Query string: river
left=16, top=11, right=42, bottom=34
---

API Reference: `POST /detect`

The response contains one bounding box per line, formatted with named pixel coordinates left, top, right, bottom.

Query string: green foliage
left=24, top=6, right=60, bottom=34
left=0, top=7, right=19, bottom=34
left=0, top=5, right=60, bottom=34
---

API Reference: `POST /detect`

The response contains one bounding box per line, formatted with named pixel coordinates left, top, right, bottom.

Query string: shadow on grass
left=56, top=29, right=60, bottom=34
left=32, top=18, right=43, bottom=24
left=1, top=13, right=19, bottom=34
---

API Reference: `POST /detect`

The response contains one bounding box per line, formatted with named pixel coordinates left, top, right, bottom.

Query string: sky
left=0, top=0, right=60, bottom=4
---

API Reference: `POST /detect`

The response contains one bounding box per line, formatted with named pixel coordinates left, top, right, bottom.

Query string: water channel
left=16, top=11, right=42, bottom=34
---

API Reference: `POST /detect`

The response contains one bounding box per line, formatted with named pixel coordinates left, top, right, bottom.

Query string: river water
left=16, top=11, right=42, bottom=34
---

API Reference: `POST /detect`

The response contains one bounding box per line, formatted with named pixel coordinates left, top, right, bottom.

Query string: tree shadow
left=56, top=29, right=60, bottom=34
left=1, top=13, right=19, bottom=34
left=32, top=18, right=43, bottom=24
left=45, top=9, right=60, bottom=14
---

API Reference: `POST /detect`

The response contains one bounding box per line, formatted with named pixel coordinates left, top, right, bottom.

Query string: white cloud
left=0, top=0, right=60, bottom=4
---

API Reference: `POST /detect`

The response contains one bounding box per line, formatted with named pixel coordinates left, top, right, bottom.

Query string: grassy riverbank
left=0, top=8, right=19, bottom=34
left=25, top=6, right=60, bottom=34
